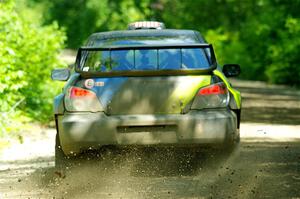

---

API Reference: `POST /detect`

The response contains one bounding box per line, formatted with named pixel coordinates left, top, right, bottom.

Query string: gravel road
left=0, top=79, right=300, bottom=199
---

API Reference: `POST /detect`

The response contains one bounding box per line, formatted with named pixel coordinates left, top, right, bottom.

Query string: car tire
left=224, top=128, right=240, bottom=153
left=55, top=133, right=71, bottom=170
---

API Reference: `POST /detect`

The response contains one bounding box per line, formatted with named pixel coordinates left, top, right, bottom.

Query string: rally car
left=51, top=21, right=241, bottom=167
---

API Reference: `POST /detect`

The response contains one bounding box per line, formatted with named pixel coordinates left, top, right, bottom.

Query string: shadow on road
left=242, top=107, right=300, bottom=125
left=231, top=79, right=300, bottom=125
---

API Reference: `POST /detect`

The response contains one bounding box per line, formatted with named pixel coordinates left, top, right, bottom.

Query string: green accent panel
left=213, top=70, right=241, bottom=109
left=164, top=76, right=211, bottom=112
left=63, top=73, right=80, bottom=93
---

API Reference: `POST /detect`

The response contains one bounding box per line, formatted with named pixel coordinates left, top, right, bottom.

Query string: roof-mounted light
left=128, top=21, right=165, bottom=30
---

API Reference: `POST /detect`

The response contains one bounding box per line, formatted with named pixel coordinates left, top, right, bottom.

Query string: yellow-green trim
left=213, top=70, right=241, bottom=109
left=164, top=75, right=211, bottom=112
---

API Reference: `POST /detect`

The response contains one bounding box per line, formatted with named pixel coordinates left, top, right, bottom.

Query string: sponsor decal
left=95, top=81, right=105, bottom=87
left=84, top=79, right=95, bottom=89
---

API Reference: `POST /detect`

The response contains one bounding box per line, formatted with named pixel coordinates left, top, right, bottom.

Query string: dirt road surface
left=1, top=79, right=300, bottom=199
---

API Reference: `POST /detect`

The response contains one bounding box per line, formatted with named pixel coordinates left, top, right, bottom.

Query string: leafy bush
left=0, top=0, right=65, bottom=135
left=40, top=0, right=152, bottom=48
left=265, top=17, right=300, bottom=85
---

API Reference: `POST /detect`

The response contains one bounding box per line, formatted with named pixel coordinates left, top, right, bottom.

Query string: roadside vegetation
left=0, top=0, right=65, bottom=142
left=39, top=0, right=300, bottom=86
left=1, top=0, right=300, bottom=142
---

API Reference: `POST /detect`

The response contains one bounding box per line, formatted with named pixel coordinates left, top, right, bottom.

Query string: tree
left=0, top=0, right=65, bottom=134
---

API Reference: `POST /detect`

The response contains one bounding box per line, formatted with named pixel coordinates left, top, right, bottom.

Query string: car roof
left=87, top=29, right=206, bottom=45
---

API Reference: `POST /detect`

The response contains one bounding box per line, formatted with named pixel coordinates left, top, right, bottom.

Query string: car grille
left=117, top=125, right=177, bottom=133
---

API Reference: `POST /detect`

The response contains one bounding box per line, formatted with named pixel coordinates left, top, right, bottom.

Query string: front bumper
left=57, top=110, right=237, bottom=155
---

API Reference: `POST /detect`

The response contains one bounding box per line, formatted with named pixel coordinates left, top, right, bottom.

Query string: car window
left=83, top=51, right=110, bottom=72
left=135, top=50, right=158, bottom=70
left=81, top=47, right=212, bottom=72
left=111, top=50, right=134, bottom=71
left=182, top=48, right=210, bottom=69
left=159, top=49, right=181, bottom=69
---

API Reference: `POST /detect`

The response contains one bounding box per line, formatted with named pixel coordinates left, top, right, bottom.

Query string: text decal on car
left=84, top=79, right=105, bottom=88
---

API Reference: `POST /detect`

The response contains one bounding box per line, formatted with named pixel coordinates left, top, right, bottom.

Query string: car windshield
left=80, top=47, right=211, bottom=72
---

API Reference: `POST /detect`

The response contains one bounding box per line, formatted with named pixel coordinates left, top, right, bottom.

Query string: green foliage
left=40, top=0, right=153, bottom=48
left=0, top=0, right=65, bottom=135
left=43, top=0, right=106, bottom=48
left=34, top=0, right=300, bottom=86
left=265, top=17, right=300, bottom=85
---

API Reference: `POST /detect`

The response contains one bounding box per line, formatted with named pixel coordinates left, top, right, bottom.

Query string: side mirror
left=222, top=64, right=241, bottom=77
left=51, top=68, right=70, bottom=81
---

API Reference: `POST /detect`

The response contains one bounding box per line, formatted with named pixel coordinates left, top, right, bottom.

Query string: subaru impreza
left=51, top=21, right=241, bottom=167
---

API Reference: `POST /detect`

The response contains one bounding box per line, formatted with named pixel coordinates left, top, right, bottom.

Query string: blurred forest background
left=1, top=0, right=300, bottom=139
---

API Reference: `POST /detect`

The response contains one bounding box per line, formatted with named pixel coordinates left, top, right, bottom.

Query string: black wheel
left=222, top=128, right=240, bottom=154
left=55, top=133, right=71, bottom=169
